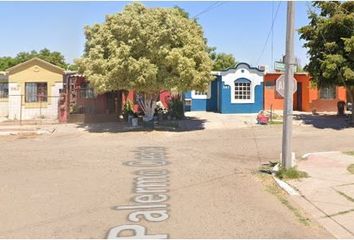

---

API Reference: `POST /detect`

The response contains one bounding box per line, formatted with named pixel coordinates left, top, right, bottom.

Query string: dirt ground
left=1, top=113, right=353, bottom=238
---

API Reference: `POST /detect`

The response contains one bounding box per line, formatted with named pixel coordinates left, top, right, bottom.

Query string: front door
left=106, top=91, right=121, bottom=114
left=294, top=82, right=302, bottom=111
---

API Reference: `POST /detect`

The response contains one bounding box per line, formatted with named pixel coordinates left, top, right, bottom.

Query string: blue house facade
left=184, top=63, right=264, bottom=114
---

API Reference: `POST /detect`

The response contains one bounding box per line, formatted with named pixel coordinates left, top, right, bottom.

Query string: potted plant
left=123, top=100, right=134, bottom=124
left=131, top=112, right=139, bottom=127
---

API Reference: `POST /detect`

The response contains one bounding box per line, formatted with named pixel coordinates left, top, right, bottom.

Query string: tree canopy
left=208, top=47, right=237, bottom=71
left=298, top=1, right=354, bottom=88
left=76, top=2, right=214, bottom=94
left=0, top=48, right=74, bottom=71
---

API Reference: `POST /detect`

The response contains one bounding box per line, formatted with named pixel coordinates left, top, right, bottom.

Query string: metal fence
left=1, top=94, right=60, bottom=125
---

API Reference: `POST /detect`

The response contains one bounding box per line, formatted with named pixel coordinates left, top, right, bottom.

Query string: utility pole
left=282, top=1, right=295, bottom=169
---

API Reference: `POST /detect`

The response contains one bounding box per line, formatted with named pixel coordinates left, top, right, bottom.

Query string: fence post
left=39, top=95, right=42, bottom=118
left=20, top=94, right=23, bottom=125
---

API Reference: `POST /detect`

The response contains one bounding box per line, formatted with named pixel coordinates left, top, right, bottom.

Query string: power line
left=193, top=2, right=225, bottom=19
left=271, top=1, right=274, bottom=68
left=255, top=1, right=282, bottom=66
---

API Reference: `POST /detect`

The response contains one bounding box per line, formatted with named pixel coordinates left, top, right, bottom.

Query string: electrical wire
left=255, top=1, right=282, bottom=66
left=193, top=2, right=225, bottom=19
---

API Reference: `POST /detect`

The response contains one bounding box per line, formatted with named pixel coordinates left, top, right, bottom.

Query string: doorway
left=294, top=82, right=302, bottom=111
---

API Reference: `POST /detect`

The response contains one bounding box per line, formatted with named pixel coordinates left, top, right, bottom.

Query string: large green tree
left=77, top=3, right=213, bottom=120
left=208, top=47, right=237, bottom=71
left=0, top=48, right=73, bottom=71
left=299, top=1, right=354, bottom=119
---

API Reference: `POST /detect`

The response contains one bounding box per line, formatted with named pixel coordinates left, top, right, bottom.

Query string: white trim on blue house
left=185, top=62, right=264, bottom=113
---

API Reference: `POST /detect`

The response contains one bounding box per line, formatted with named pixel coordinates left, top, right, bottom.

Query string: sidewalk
left=0, top=124, right=56, bottom=136
left=288, top=152, right=354, bottom=238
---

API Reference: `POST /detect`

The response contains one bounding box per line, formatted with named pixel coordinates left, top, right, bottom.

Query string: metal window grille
left=320, top=86, right=336, bottom=99
left=0, top=83, right=8, bottom=98
left=235, top=82, right=251, bottom=100
left=25, top=82, right=48, bottom=102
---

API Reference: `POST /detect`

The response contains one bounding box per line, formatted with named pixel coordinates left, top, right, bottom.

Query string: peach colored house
left=264, top=72, right=346, bottom=112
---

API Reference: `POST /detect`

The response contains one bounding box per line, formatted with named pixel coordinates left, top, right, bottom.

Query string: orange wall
left=264, top=72, right=346, bottom=112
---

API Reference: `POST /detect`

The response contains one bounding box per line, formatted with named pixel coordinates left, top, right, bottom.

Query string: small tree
left=298, top=1, right=354, bottom=120
left=77, top=3, right=213, bottom=121
left=208, top=47, right=237, bottom=71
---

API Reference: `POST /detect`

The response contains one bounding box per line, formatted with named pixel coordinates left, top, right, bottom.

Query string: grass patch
left=348, top=164, right=354, bottom=174
left=257, top=172, right=311, bottom=226
left=275, top=167, right=309, bottom=180
left=345, top=151, right=354, bottom=156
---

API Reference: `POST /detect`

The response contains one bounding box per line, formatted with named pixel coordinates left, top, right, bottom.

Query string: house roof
left=6, top=57, right=65, bottom=74
left=212, top=62, right=264, bottom=76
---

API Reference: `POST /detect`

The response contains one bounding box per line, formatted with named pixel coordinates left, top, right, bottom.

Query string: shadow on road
left=294, top=113, right=353, bottom=130
left=75, top=117, right=206, bottom=133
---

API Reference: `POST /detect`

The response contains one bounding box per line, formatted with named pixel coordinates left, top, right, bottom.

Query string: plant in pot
left=123, top=100, right=134, bottom=123
left=131, top=112, right=139, bottom=127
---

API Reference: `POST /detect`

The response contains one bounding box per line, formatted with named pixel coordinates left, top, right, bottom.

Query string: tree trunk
left=137, top=93, right=158, bottom=122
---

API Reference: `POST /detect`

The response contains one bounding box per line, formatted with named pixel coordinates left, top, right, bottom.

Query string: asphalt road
left=1, top=122, right=353, bottom=238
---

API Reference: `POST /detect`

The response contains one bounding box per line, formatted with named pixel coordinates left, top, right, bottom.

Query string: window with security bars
left=79, top=83, right=96, bottom=99
left=320, top=86, right=336, bottom=99
left=25, top=82, right=47, bottom=102
left=234, top=80, right=251, bottom=100
left=0, top=83, right=8, bottom=98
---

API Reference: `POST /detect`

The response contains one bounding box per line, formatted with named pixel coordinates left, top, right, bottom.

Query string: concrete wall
left=264, top=72, right=347, bottom=112
left=8, top=82, right=62, bottom=120
left=0, top=99, right=8, bottom=117
left=184, top=79, right=218, bottom=112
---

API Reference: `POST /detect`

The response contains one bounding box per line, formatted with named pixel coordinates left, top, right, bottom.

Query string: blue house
left=184, top=62, right=264, bottom=114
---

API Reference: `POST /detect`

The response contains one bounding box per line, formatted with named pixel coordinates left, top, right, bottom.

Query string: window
left=234, top=78, right=251, bottom=100
left=25, top=82, right=47, bottom=102
left=0, top=83, right=8, bottom=98
left=79, top=83, right=96, bottom=99
left=320, top=86, right=336, bottom=99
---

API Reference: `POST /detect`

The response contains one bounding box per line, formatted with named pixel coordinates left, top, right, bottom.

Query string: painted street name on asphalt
left=108, top=147, right=170, bottom=239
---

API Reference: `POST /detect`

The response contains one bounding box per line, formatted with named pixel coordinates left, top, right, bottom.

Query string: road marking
left=107, top=147, right=170, bottom=239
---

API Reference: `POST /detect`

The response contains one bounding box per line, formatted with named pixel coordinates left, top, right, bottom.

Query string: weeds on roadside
left=275, top=167, right=309, bottom=180
left=345, top=151, right=354, bottom=156
left=347, top=164, right=354, bottom=174
left=256, top=171, right=311, bottom=226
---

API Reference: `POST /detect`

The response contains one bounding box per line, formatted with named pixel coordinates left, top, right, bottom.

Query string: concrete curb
left=0, top=128, right=56, bottom=136
left=272, top=163, right=300, bottom=196
left=301, top=151, right=341, bottom=160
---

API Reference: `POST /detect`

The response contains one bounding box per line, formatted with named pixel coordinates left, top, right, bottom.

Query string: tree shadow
left=75, top=117, right=206, bottom=133
left=294, top=113, right=353, bottom=130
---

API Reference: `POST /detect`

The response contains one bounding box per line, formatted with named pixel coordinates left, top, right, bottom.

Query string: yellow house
left=5, top=58, right=64, bottom=120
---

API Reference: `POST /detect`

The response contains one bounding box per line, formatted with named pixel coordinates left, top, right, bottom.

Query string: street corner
left=287, top=151, right=354, bottom=238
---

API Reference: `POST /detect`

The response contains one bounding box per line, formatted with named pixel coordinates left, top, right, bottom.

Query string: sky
left=0, top=1, right=313, bottom=70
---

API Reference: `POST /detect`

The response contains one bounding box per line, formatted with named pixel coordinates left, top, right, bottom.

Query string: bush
left=168, top=96, right=184, bottom=120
